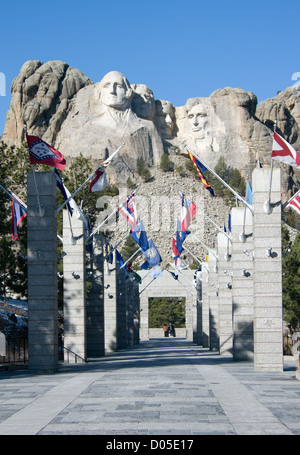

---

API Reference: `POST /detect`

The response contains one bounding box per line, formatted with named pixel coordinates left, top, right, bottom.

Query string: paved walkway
left=0, top=339, right=300, bottom=435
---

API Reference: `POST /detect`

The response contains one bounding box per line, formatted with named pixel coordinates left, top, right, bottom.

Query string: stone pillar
left=132, top=282, right=140, bottom=344
left=217, top=232, right=233, bottom=355
left=117, top=266, right=127, bottom=349
left=231, top=207, right=254, bottom=360
left=252, top=168, right=283, bottom=372
left=139, top=294, right=149, bottom=341
left=103, top=252, right=118, bottom=353
left=63, top=211, right=86, bottom=362
left=27, top=172, right=58, bottom=374
left=195, top=270, right=203, bottom=345
left=208, top=253, right=219, bottom=351
left=126, top=278, right=134, bottom=346
left=201, top=263, right=210, bottom=347
left=86, top=234, right=104, bottom=358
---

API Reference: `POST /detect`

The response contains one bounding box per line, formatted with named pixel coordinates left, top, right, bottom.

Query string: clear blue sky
left=0, top=0, right=299, bottom=137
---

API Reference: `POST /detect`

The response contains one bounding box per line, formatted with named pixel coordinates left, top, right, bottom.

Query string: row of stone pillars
left=27, top=172, right=139, bottom=374
left=27, top=166, right=284, bottom=373
left=198, top=167, right=283, bottom=371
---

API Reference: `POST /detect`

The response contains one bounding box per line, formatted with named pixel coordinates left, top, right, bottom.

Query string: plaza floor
left=0, top=338, right=299, bottom=436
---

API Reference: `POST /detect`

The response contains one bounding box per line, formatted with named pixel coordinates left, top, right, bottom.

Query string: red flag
left=289, top=193, right=300, bottom=215
left=181, top=194, right=197, bottom=233
left=272, top=131, right=300, bottom=167
left=26, top=134, right=66, bottom=170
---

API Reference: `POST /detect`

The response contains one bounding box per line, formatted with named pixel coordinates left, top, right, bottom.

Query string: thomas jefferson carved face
left=155, top=100, right=175, bottom=139
left=187, top=104, right=208, bottom=139
left=99, top=71, right=132, bottom=110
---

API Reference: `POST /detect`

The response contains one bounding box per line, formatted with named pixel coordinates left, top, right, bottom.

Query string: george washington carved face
left=99, top=71, right=133, bottom=110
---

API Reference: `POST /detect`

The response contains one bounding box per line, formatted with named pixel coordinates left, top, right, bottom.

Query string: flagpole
left=87, top=187, right=140, bottom=240
left=139, top=277, right=156, bottom=295
left=56, top=143, right=126, bottom=215
left=0, top=185, right=27, bottom=211
left=182, top=142, right=254, bottom=214
left=119, top=247, right=142, bottom=270
left=240, top=174, right=250, bottom=242
left=168, top=262, right=195, bottom=294
left=282, top=188, right=300, bottom=210
left=264, top=121, right=277, bottom=214
left=196, top=204, right=231, bottom=241
left=191, top=233, right=218, bottom=260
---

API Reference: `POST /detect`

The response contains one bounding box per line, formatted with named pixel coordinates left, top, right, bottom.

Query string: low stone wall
left=149, top=328, right=186, bottom=338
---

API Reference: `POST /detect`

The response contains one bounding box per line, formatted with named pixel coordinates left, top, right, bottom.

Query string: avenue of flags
left=3, top=123, right=300, bottom=291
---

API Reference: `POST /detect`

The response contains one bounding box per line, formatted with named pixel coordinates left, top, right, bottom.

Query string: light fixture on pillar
left=108, top=293, right=114, bottom=299
left=224, top=252, right=231, bottom=262
left=242, top=268, right=246, bottom=277
left=226, top=283, right=232, bottom=289
left=266, top=247, right=272, bottom=257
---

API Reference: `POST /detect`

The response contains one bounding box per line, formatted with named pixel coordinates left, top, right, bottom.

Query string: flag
left=64, top=186, right=88, bottom=227
left=246, top=180, right=253, bottom=205
left=172, top=238, right=180, bottom=260
left=117, top=191, right=138, bottom=231
left=53, top=169, right=72, bottom=215
left=150, top=265, right=162, bottom=278
left=116, top=249, right=125, bottom=268
left=181, top=193, right=197, bottom=233
left=130, top=220, right=149, bottom=251
left=168, top=270, right=178, bottom=280
left=272, top=131, right=300, bottom=167
left=89, top=166, right=108, bottom=193
left=187, top=150, right=214, bottom=195
left=288, top=193, right=300, bottom=215
left=104, top=238, right=113, bottom=263
left=140, top=260, right=150, bottom=270
left=11, top=196, right=27, bottom=240
left=228, top=211, right=231, bottom=232
left=142, top=238, right=161, bottom=267
left=26, top=134, right=66, bottom=170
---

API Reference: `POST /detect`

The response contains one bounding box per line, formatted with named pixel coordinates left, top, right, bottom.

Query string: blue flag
left=116, top=249, right=124, bottom=267
left=246, top=181, right=253, bottom=205
left=228, top=212, right=231, bottom=232
left=130, top=220, right=149, bottom=251
left=142, top=238, right=162, bottom=267
left=11, top=198, right=27, bottom=241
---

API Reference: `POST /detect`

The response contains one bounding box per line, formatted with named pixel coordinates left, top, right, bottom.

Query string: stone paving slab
left=0, top=339, right=299, bottom=436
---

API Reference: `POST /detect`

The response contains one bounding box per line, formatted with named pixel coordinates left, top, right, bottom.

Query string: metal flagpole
left=87, top=187, right=140, bottom=240
left=182, top=142, right=254, bottom=214
left=282, top=188, right=300, bottom=210
left=119, top=247, right=142, bottom=270
left=0, top=185, right=27, bottom=211
left=56, top=143, right=126, bottom=215
left=191, top=233, right=218, bottom=260
left=264, top=121, right=277, bottom=214
left=139, top=277, right=156, bottom=295
left=23, top=124, right=44, bottom=217
left=196, top=205, right=231, bottom=241
left=168, top=262, right=195, bottom=295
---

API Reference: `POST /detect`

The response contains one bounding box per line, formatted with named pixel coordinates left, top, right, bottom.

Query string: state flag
left=142, top=238, right=161, bottom=267
left=187, top=150, right=214, bottom=196
left=272, top=131, right=300, bottom=167
left=130, top=220, right=149, bottom=251
left=11, top=196, right=27, bottom=240
left=89, top=167, right=108, bottom=193
left=117, top=191, right=138, bottom=231
left=26, top=134, right=66, bottom=170
left=288, top=192, right=300, bottom=215
left=181, top=194, right=197, bottom=233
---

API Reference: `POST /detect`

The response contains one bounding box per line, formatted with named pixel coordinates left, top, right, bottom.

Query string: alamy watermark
left=292, top=72, right=300, bottom=97
left=0, top=72, right=5, bottom=96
